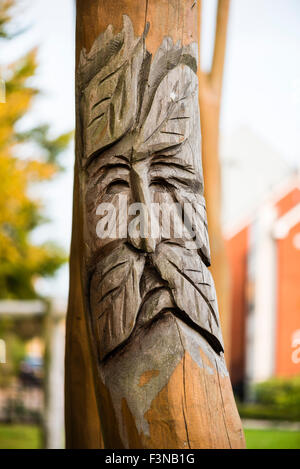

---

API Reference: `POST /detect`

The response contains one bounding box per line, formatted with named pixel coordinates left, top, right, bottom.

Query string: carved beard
left=88, top=240, right=223, bottom=363
left=78, top=16, right=224, bottom=367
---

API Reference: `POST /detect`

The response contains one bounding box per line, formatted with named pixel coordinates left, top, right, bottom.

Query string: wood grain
left=65, top=0, right=245, bottom=449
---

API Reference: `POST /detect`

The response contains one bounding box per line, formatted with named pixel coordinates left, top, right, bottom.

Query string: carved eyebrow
left=152, top=174, right=194, bottom=190
left=97, top=163, right=130, bottom=177
left=114, top=154, right=130, bottom=163
left=92, top=161, right=130, bottom=185
left=150, top=159, right=195, bottom=174
left=94, top=155, right=130, bottom=173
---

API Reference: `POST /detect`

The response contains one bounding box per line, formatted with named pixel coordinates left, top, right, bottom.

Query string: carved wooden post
left=198, top=0, right=232, bottom=358
left=66, top=0, right=245, bottom=449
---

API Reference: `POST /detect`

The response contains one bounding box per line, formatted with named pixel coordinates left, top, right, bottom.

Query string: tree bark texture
left=65, top=0, right=245, bottom=449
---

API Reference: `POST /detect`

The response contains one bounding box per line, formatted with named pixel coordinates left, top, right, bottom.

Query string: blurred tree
left=198, top=0, right=231, bottom=358
left=0, top=0, right=72, bottom=299
left=0, top=0, right=14, bottom=38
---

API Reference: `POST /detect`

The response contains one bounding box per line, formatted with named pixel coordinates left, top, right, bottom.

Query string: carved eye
left=150, top=178, right=175, bottom=192
left=106, top=180, right=129, bottom=194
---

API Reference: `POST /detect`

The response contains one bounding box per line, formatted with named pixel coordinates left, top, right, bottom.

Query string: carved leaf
left=152, top=243, right=224, bottom=354
left=79, top=16, right=146, bottom=163
left=174, top=190, right=211, bottom=265
left=89, top=245, right=145, bottom=360
left=134, top=64, right=199, bottom=157
left=138, top=38, right=198, bottom=126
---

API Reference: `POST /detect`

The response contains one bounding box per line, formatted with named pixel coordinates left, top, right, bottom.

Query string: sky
left=1, top=0, right=299, bottom=298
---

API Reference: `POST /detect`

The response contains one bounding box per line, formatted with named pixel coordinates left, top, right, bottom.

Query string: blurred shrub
left=3, top=397, right=42, bottom=424
left=256, top=376, right=300, bottom=419
left=238, top=376, right=300, bottom=421
left=0, top=332, right=26, bottom=387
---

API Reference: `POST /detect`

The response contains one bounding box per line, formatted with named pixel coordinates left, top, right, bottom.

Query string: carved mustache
left=88, top=240, right=224, bottom=363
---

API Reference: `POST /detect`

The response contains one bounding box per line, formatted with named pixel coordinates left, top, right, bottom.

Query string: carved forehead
left=78, top=15, right=200, bottom=167
left=86, top=139, right=199, bottom=179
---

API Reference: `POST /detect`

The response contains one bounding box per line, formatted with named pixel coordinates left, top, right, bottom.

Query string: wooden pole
left=65, top=161, right=103, bottom=448
left=66, top=0, right=245, bottom=449
left=198, top=0, right=232, bottom=358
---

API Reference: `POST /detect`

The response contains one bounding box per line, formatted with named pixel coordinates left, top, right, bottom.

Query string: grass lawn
left=0, top=424, right=300, bottom=449
left=245, top=428, right=300, bottom=449
left=0, top=424, right=42, bottom=449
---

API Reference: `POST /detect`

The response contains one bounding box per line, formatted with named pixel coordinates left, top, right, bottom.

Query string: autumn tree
left=0, top=0, right=72, bottom=300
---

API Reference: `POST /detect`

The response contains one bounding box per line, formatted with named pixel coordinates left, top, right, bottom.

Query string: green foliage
left=238, top=376, right=300, bottom=422
left=238, top=402, right=299, bottom=422
left=0, top=0, right=14, bottom=39
left=0, top=0, right=72, bottom=299
left=255, top=376, right=300, bottom=421
left=0, top=316, right=44, bottom=388
left=16, top=124, right=74, bottom=169
left=0, top=327, right=26, bottom=387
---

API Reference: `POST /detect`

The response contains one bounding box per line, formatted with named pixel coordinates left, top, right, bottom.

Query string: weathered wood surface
left=65, top=163, right=103, bottom=448
left=66, top=0, right=245, bottom=449
left=198, top=0, right=232, bottom=357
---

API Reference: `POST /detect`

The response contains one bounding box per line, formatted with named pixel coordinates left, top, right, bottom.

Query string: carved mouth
left=88, top=241, right=224, bottom=364
left=134, top=277, right=224, bottom=357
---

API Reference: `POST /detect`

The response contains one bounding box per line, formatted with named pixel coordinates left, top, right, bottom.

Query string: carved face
left=78, top=16, right=223, bottom=363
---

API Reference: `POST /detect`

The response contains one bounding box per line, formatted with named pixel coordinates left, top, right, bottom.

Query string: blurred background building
left=227, top=172, right=300, bottom=397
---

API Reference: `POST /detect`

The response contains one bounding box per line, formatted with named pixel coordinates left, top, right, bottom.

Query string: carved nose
left=128, top=162, right=157, bottom=254
left=129, top=232, right=156, bottom=254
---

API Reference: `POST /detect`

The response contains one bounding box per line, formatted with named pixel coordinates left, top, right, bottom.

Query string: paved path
left=242, top=419, right=300, bottom=431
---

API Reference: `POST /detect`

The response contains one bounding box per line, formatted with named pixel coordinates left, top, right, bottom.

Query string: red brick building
left=226, top=174, right=300, bottom=395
